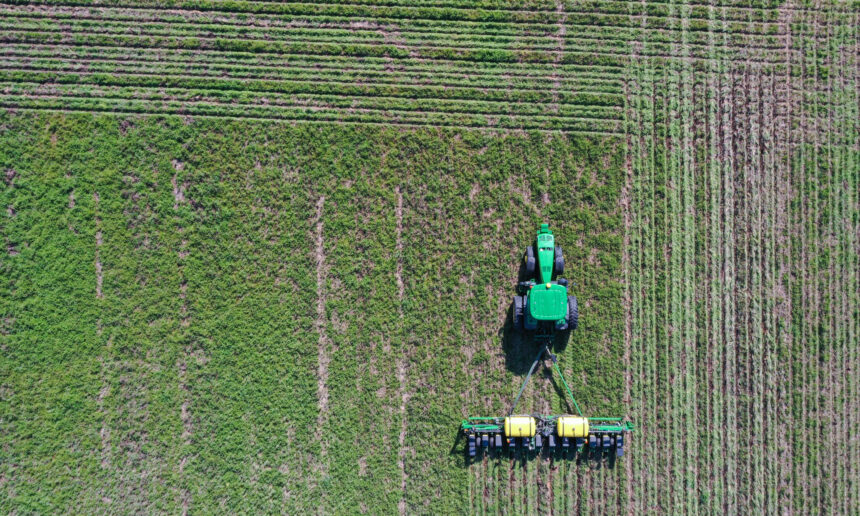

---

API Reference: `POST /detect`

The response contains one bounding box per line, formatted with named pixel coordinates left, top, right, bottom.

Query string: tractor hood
left=536, top=224, right=555, bottom=284
left=528, top=283, right=567, bottom=320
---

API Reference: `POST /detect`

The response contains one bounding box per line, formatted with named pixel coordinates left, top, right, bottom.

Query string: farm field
left=1, top=0, right=858, bottom=515
left=1, top=117, right=626, bottom=514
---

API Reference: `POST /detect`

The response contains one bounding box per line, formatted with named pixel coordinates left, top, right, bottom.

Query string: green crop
left=0, top=113, right=626, bottom=514
left=1, top=0, right=858, bottom=514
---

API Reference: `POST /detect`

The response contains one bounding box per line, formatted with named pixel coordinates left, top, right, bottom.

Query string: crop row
left=0, top=13, right=794, bottom=53
left=0, top=67, right=625, bottom=107
left=287, top=0, right=803, bottom=19
left=0, top=7, right=798, bottom=43
left=0, top=30, right=628, bottom=67
left=624, top=3, right=859, bottom=515
left=0, top=28, right=799, bottom=69
left=0, top=78, right=623, bottom=121
left=321, top=0, right=801, bottom=18
left=0, top=95, right=622, bottom=133
left=42, top=0, right=784, bottom=15
left=1, top=0, right=798, bottom=28
left=0, top=60, right=624, bottom=97
left=1, top=42, right=623, bottom=76
left=0, top=18, right=626, bottom=54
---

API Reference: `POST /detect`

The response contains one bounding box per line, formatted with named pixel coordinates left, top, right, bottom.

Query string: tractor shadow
left=504, top=258, right=572, bottom=377
left=501, top=303, right=572, bottom=376
left=499, top=304, right=580, bottom=417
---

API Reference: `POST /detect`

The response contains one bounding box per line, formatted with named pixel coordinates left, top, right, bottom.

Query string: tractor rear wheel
left=524, top=245, right=536, bottom=278
left=568, top=295, right=578, bottom=330
left=512, top=296, right=524, bottom=331
left=554, top=246, right=565, bottom=277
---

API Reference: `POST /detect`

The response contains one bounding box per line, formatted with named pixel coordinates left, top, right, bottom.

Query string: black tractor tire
left=524, top=245, right=536, bottom=278
left=568, top=295, right=578, bottom=331
left=554, top=246, right=565, bottom=277
left=512, top=295, right=525, bottom=331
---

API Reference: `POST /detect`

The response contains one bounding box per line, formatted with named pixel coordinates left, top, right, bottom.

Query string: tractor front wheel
left=512, top=296, right=525, bottom=331
left=554, top=246, right=565, bottom=277
left=524, top=245, right=536, bottom=278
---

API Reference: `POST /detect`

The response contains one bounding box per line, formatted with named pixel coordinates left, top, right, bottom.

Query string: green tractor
left=460, top=222, right=635, bottom=462
left=512, top=223, right=578, bottom=334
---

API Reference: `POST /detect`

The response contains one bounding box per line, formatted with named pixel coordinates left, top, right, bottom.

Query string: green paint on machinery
left=512, top=223, right=578, bottom=333
left=461, top=223, right=634, bottom=462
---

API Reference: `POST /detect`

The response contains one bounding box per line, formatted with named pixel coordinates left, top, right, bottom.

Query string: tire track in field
left=774, top=6, right=795, bottom=510
left=92, top=190, right=111, bottom=483
left=835, top=12, right=852, bottom=507
left=823, top=11, right=838, bottom=511
left=621, top=59, right=634, bottom=516
left=94, top=191, right=104, bottom=299
left=794, top=9, right=809, bottom=508
left=762, top=63, right=778, bottom=516
left=666, top=7, right=684, bottom=507
left=394, top=184, right=408, bottom=516
left=704, top=4, right=720, bottom=512
left=1, top=42, right=627, bottom=77
left=795, top=21, right=808, bottom=509
left=848, top=11, right=860, bottom=505
left=0, top=80, right=623, bottom=123
left=171, top=161, right=194, bottom=516
left=721, top=26, right=738, bottom=516
left=312, top=195, right=331, bottom=488
left=550, top=0, right=567, bottom=112
left=840, top=9, right=859, bottom=509
left=678, top=5, right=698, bottom=511
left=627, top=5, right=648, bottom=511
left=833, top=10, right=853, bottom=509
left=808, top=9, right=823, bottom=509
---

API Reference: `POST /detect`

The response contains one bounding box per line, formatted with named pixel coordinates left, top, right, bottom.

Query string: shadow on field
left=501, top=304, right=572, bottom=376
left=499, top=303, right=579, bottom=416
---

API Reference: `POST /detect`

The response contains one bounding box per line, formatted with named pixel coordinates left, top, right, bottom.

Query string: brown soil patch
left=313, top=196, right=331, bottom=472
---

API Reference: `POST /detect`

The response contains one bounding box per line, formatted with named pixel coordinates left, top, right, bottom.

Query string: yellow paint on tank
left=557, top=416, right=589, bottom=438
left=504, top=416, right=536, bottom=437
